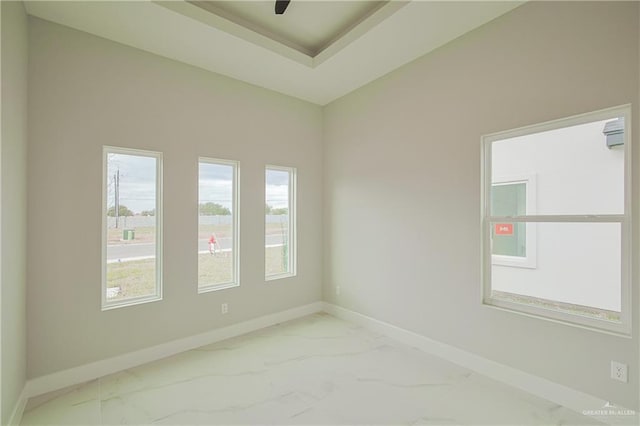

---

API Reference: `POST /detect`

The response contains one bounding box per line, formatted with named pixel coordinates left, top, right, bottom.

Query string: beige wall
left=1, top=0, right=29, bottom=423
left=324, top=1, right=639, bottom=409
left=27, top=17, right=323, bottom=378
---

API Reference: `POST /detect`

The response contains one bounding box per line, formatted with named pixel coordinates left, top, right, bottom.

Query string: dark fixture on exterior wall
left=603, top=117, right=624, bottom=148
left=275, top=0, right=291, bottom=15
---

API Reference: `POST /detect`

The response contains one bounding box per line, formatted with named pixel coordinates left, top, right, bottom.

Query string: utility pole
left=114, top=169, right=120, bottom=228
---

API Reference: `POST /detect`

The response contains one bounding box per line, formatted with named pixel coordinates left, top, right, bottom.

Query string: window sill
left=492, top=255, right=536, bottom=269
left=265, top=272, right=296, bottom=282
left=482, top=297, right=631, bottom=339
left=102, top=294, right=162, bottom=311
left=198, top=281, right=239, bottom=294
left=482, top=295, right=630, bottom=338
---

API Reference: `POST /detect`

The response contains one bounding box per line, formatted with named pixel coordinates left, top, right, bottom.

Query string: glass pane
left=491, top=183, right=526, bottom=257
left=492, top=222, right=526, bottom=258
left=266, top=168, right=290, bottom=276
left=491, top=117, right=624, bottom=215
left=198, top=161, right=235, bottom=289
left=490, top=222, right=621, bottom=319
left=105, top=153, right=158, bottom=302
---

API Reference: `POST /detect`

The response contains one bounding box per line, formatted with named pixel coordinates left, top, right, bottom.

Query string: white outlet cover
left=611, top=361, right=628, bottom=383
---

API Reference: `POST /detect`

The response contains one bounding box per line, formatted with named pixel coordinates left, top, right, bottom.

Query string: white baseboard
left=25, top=301, right=323, bottom=399
left=8, top=386, right=28, bottom=426
left=322, top=302, right=636, bottom=426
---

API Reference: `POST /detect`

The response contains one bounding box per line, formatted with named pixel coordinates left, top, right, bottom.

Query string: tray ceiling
left=24, top=1, right=524, bottom=105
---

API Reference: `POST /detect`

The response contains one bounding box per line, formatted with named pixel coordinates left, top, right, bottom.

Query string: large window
left=198, top=158, right=239, bottom=292
left=265, top=166, right=296, bottom=280
left=481, top=105, right=630, bottom=334
left=102, top=147, right=162, bottom=309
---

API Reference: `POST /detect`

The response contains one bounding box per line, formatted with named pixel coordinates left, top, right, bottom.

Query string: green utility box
left=123, top=229, right=135, bottom=240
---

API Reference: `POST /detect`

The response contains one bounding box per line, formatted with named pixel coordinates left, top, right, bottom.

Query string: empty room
left=1, top=0, right=639, bottom=424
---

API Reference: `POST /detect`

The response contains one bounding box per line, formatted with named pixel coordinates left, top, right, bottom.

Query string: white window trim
left=265, top=165, right=297, bottom=281
left=491, top=174, right=537, bottom=269
left=101, top=146, right=163, bottom=310
left=481, top=105, right=632, bottom=336
left=197, top=157, right=240, bottom=293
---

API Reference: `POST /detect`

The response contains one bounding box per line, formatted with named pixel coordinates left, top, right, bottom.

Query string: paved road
left=107, top=235, right=285, bottom=261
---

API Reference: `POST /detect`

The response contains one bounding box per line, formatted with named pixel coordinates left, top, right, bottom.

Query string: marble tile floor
left=21, top=313, right=610, bottom=425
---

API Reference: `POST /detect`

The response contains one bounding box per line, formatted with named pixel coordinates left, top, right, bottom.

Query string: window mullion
left=487, top=215, right=624, bottom=223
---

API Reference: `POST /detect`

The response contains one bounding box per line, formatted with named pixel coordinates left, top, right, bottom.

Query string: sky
left=107, top=154, right=290, bottom=214
left=265, top=168, right=290, bottom=209
left=199, top=162, right=234, bottom=209
left=107, top=153, right=157, bottom=214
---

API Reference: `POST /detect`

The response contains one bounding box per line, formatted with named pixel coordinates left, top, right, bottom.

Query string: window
left=102, top=147, right=162, bottom=309
left=265, top=166, right=296, bottom=279
left=481, top=105, right=630, bottom=334
left=198, top=158, right=239, bottom=292
left=491, top=175, right=537, bottom=268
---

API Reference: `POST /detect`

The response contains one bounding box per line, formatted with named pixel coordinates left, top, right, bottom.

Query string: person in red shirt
left=208, top=233, right=218, bottom=255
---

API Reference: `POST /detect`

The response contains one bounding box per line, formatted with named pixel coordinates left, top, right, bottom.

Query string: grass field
left=106, top=258, right=157, bottom=300
left=265, top=245, right=288, bottom=276
left=198, top=252, right=233, bottom=287
left=107, top=227, right=156, bottom=244
left=107, top=247, right=287, bottom=300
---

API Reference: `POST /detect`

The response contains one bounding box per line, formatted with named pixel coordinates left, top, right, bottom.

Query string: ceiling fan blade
left=275, top=0, right=290, bottom=15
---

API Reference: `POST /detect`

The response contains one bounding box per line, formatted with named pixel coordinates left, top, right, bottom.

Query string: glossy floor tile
left=21, top=313, right=609, bottom=425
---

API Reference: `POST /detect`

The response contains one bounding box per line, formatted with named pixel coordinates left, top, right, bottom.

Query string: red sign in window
left=495, top=223, right=513, bottom=235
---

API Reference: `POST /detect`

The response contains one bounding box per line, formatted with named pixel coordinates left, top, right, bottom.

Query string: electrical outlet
left=221, top=303, right=228, bottom=315
left=336, top=286, right=341, bottom=296
left=611, top=361, right=628, bottom=383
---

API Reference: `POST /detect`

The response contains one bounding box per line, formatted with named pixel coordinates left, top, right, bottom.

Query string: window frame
left=481, top=105, right=632, bottom=336
left=101, top=146, right=163, bottom=310
left=197, top=157, right=240, bottom=293
left=265, top=165, right=297, bottom=281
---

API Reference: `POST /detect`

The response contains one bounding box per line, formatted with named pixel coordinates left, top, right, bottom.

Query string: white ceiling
left=24, top=1, right=524, bottom=105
